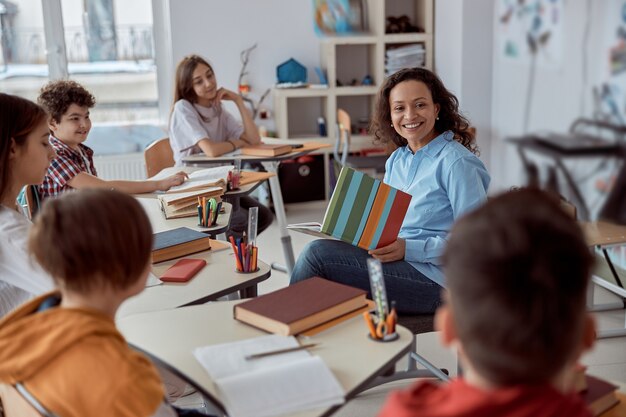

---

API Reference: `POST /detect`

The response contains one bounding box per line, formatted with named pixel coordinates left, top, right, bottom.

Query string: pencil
left=245, top=343, right=318, bottom=360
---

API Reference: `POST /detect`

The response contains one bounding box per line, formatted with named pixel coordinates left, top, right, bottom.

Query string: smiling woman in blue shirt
left=289, top=68, right=490, bottom=314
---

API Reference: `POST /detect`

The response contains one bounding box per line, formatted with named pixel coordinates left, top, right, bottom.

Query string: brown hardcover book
left=581, top=375, right=620, bottom=416
left=234, top=277, right=367, bottom=336
left=240, top=144, right=293, bottom=157
left=152, top=227, right=212, bottom=263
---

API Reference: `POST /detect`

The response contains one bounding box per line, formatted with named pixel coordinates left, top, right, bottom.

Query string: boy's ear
left=48, top=118, right=58, bottom=132
left=435, top=304, right=457, bottom=347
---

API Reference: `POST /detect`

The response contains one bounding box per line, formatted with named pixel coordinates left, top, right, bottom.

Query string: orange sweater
left=0, top=292, right=164, bottom=417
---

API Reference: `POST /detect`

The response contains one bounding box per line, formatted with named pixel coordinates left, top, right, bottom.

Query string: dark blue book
left=152, top=227, right=211, bottom=263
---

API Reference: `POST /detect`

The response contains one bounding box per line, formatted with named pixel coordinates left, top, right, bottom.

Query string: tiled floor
left=177, top=199, right=626, bottom=415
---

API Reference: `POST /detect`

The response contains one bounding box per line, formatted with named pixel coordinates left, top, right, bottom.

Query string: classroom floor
left=177, top=199, right=626, bottom=416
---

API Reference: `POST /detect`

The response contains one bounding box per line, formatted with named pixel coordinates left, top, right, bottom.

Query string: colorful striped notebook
left=320, top=167, right=412, bottom=250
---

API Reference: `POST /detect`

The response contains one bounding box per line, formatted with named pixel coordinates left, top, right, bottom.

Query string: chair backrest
left=599, top=161, right=626, bottom=225
left=23, top=185, right=40, bottom=221
left=0, top=383, right=44, bottom=417
left=144, top=138, right=175, bottom=178
left=334, top=109, right=352, bottom=166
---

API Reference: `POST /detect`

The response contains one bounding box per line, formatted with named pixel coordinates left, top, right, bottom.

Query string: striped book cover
left=321, top=166, right=412, bottom=250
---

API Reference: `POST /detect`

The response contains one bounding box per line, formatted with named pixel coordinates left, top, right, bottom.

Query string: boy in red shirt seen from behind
left=379, top=188, right=596, bottom=417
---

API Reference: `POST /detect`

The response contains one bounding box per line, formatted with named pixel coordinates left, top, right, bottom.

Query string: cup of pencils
left=363, top=258, right=398, bottom=342
left=363, top=302, right=398, bottom=342
left=229, top=234, right=258, bottom=273
left=227, top=159, right=241, bottom=191
left=230, top=207, right=259, bottom=273
left=197, top=197, right=221, bottom=228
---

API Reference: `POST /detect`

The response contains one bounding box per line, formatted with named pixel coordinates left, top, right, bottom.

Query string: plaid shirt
left=39, top=135, right=98, bottom=198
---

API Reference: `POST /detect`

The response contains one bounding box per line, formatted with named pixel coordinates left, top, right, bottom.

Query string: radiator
left=92, top=152, right=147, bottom=180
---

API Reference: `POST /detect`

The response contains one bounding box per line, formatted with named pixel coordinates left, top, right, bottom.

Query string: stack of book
left=152, top=227, right=212, bottom=263
left=157, top=187, right=222, bottom=219
left=241, top=143, right=292, bottom=157
left=288, top=166, right=412, bottom=250
left=385, top=44, right=426, bottom=76
left=234, top=277, right=368, bottom=336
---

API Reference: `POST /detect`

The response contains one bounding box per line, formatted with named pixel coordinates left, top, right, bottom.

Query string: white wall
left=435, top=0, right=494, bottom=172
left=489, top=0, right=611, bottom=191
left=165, top=0, right=321, bottom=129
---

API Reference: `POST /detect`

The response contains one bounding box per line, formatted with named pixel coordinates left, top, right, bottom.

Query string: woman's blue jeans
left=290, top=240, right=442, bottom=314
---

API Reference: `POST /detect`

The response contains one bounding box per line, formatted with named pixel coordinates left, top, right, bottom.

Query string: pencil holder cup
left=367, top=332, right=399, bottom=342
left=235, top=266, right=260, bottom=274
left=227, top=160, right=242, bottom=191
left=227, top=171, right=241, bottom=191
left=363, top=311, right=399, bottom=342
left=229, top=237, right=259, bottom=273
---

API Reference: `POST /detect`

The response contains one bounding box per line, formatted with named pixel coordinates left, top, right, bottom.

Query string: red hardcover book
left=160, top=258, right=207, bottom=282
left=581, top=375, right=619, bottom=416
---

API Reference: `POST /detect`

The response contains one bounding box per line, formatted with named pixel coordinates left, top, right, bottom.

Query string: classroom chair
left=144, top=137, right=175, bottom=178
left=22, top=185, right=41, bottom=221
left=330, top=109, right=388, bottom=192
left=559, top=173, right=626, bottom=339
left=573, top=159, right=625, bottom=338
left=0, top=383, right=56, bottom=417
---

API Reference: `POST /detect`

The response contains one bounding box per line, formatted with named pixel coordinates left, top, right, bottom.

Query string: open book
left=193, top=335, right=344, bottom=417
left=288, top=166, right=412, bottom=250
left=155, top=166, right=232, bottom=194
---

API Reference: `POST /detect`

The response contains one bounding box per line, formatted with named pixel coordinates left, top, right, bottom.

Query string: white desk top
left=182, top=141, right=331, bottom=164
left=137, top=197, right=231, bottom=235
left=117, top=249, right=271, bottom=318
left=117, top=301, right=413, bottom=417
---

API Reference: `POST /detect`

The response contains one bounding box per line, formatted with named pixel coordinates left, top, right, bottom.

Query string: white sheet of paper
left=193, top=335, right=344, bottom=417
left=145, top=272, right=163, bottom=287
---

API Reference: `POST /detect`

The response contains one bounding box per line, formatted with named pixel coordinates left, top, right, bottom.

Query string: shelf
left=335, top=86, right=378, bottom=96
left=272, top=87, right=330, bottom=98
left=320, top=34, right=378, bottom=45
left=384, top=33, right=431, bottom=44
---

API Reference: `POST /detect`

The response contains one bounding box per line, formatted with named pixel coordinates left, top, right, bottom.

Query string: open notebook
left=193, top=335, right=344, bottom=417
left=151, top=166, right=232, bottom=194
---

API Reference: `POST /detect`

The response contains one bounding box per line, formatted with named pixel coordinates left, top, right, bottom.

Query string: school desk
left=136, top=197, right=231, bottom=237
left=117, top=300, right=412, bottom=417
left=117, top=248, right=271, bottom=319
left=581, top=221, right=626, bottom=339
left=182, top=141, right=331, bottom=276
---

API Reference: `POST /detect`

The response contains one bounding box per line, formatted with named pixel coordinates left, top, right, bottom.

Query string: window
left=0, top=0, right=158, bottom=123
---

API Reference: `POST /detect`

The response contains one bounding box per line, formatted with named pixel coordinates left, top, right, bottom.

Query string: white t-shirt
left=169, top=99, right=244, bottom=166
left=0, top=205, right=54, bottom=317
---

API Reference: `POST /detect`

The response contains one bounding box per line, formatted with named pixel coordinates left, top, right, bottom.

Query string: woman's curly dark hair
left=370, top=67, right=478, bottom=155
left=38, top=80, right=96, bottom=123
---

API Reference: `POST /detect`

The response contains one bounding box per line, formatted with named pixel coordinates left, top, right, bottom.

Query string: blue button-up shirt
left=383, top=131, right=490, bottom=286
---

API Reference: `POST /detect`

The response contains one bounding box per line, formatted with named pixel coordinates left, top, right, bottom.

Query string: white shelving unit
left=273, top=0, right=433, bottom=145
left=272, top=0, right=434, bottom=198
